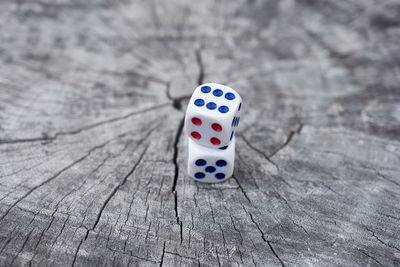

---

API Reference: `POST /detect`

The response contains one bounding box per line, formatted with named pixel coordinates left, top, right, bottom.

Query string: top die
left=184, top=83, right=242, bottom=148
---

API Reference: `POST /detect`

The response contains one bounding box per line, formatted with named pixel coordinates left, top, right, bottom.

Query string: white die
left=184, top=83, right=242, bottom=149
left=187, top=136, right=235, bottom=183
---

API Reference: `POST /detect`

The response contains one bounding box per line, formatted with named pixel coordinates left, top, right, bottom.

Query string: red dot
left=191, top=131, right=201, bottom=140
left=210, top=137, right=221, bottom=146
left=211, top=123, right=222, bottom=132
left=192, top=117, right=202, bottom=126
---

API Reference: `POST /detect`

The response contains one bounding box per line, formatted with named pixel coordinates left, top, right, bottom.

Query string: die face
left=228, top=101, right=242, bottom=142
left=184, top=83, right=242, bottom=148
left=187, top=136, right=235, bottom=183
left=185, top=111, right=232, bottom=148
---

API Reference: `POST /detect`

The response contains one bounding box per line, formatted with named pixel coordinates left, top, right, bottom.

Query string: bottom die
left=187, top=136, right=235, bottom=183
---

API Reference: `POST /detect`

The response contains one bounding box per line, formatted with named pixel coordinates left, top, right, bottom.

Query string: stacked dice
left=184, top=83, right=242, bottom=183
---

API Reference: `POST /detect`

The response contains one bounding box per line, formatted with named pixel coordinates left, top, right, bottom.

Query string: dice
left=184, top=83, right=242, bottom=149
left=187, top=136, right=235, bottom=183
left=185, top=83, right=242, bottom=183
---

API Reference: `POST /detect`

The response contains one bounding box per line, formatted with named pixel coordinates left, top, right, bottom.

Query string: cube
left=187, top=136, right=235, bottom=183
left=184, top=83, right=242, bottom=149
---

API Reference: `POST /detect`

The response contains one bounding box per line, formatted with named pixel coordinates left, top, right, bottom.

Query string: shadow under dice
left=187, top=136, right=235, bottom=183
left=184, top=83, right=242, bottom=149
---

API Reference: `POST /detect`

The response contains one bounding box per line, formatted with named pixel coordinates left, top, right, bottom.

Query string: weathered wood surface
left=1, top=0, right=400, bottom=266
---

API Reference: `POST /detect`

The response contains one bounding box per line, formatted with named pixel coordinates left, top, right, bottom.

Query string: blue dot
left=230, top=131, right=234, bottom=140
left=195, top=159, right=207, bottom=166
left=194, top=99, right=205, bottom=107
left=216, top=160, right=227, bottom=167
left=219, top=106, right=229, bottom=113
left=201, top=86, right=211, bottom=93
left=213, top=89, right=223, bottom=97
left=232, top=117, right=236, bottom=126
left=238, top=103, right=242, bottom=111
left=219, top=145, right=228, bottom=150
left=205, top=166, right=216, bottom=173
left=236, top=117, right=240, bottom=126
left=215, top=173, right=225, bottom=180
left=206, top=102, right=217, bottom=110
left=195, top=172, right=205, bottom=179
left=225, top=92, right=235, bottom=100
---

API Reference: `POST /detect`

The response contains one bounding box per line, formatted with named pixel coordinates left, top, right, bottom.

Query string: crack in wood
left=359, top=250, right=384, bottom=266
left=248, top=213, right=285, bottom=267
left=171, top=117, right=185, bottom=228
left=90, top=145, right=148, bottom=233
left=268, top=123, right=303, bottom=158
left=365, top=227, right=400, bottom=252
left=0, top=139, right=113, bottom=222
left=71, top=238, right=84, bottom=267
left=165, top=82, right=191, bottom=111
left=195, top=48, right=204, bottom=85
left=159, top=242, right=166, bottom=266
left=239, top=135, right=280, bottom=171
left=0, top=225, right=16, bottom=254
left=168, top=47, right=205, bottom=238
left=267, top=241, right=285, bottom=267
left=231, top=174, right=252, bottom=204
left=9, top=228, right=34, bottom=266
left=0, top=103, right=168, bottom=145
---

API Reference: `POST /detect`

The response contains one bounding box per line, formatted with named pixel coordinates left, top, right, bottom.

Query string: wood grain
left=0, top=0, right=399, bottom=266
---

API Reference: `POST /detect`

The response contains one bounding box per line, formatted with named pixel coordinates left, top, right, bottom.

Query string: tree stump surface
left=1, top=0, right=399, bottom=266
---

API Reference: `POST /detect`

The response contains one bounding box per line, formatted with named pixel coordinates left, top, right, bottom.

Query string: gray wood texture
left=1, top=0, right=400, bottom=266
